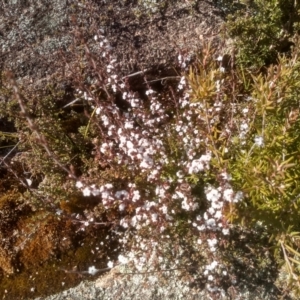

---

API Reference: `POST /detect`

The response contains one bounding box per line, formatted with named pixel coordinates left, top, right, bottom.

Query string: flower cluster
left=70, top=35, right=251, bottom=296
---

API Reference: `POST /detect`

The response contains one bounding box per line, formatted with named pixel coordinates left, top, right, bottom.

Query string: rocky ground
left=35, top=265, right=284, bottom=300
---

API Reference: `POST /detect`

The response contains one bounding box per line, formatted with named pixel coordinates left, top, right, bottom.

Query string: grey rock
left=0, top=0, right=223, bottom=89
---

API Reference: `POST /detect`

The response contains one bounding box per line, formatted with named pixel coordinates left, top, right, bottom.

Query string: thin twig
left=0, top=141, right=21, bottom=166
left=122, top=69, right=148, bottom=79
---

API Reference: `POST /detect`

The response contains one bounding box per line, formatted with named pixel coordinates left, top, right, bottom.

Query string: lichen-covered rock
left=0, top=0, right=223, bottom=89
left=0, top=0, right=72, bottom=81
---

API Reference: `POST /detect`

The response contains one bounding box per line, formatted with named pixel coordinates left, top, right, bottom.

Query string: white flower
left=206, top=186, right=221, bottom=202
left=132, top=190, right=141, bottom=202
left=178, top=76, right=186, bottom=90
left=254, top=135, right=264, bottom=147
left=155, top=186, right=166, bottom=198
left=222, top=228, right=230, bottom=235
left=211, top=200, right=223, bottom=210
left=76, top=181, right=84, bottom=189
left=151, top=213, right=158, bottom=222
left=26, top=178, right=32, bottom=186
left=242, top=108, right=249, bottom=114
left=206, top=218, right=216, bottom=228
left=120, top=218, right=129, bottom=228
left=125, top=121, right=134, bottom=129
left=197, top=225, right=206, bottom=231
left=234, top=191, right=244, bottom=203
left=240, top=122, right=249, bottom=131
left=107, top=261, right=114, bottom=268
left=220, top=172, right=232, bottom=181
left=223, top=188, right=234, bottom=202
left=119, top=203, right=126, bottom=211
left=208, top=207, right=215, bottom=215
left=115, top=190, right=129, bottom=199
left=82, top=187, right=91, bottom=197
left=217, top=55, right=223, bottom=62
left=118, top=254, right=129, bottom=264
left=56, top=209, right=63, bottom=216
left=101, top=115, right=110, bottom=126
left=208, top=238, right=218, bottom=247
left=211, top=261, right=218, bottom=269
left=214, top=210, right=222, bottom=219
left=130, top=216, right=138, bottom=227
left=88, top=266, right=98, bottom=275
left=146, top=89, right=154, bottom=95
left=188, top=153, right=211, bottom=174
left=176, top=170, right=184, bottom=178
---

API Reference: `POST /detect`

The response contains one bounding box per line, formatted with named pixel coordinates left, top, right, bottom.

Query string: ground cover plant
left=1, top=0, right=300, bottom=299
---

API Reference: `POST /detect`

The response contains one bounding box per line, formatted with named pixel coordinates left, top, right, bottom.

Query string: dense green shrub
left=226, top=0, right=300, bottom=68
left=187, top=39, right=300, bottom=295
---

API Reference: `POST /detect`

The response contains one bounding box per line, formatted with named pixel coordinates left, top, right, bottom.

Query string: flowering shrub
left=58, top=35, right=282, bottom=296
left=2, top=4, right=300, bottom=298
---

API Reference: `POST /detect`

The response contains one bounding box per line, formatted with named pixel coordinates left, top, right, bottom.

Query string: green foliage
left=227, top=53, right=300, bottom=293
left=0, top=79, right=92, bottom=205
left=187, top=37, right=300, bottom=294
left=229, top=55, right=300, bottom=231
left=226, top=0, right=300, bottom=68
